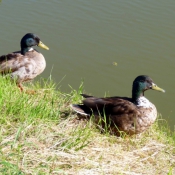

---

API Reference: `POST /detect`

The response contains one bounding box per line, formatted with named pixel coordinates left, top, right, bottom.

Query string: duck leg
left=17, top=82, right=36, bottom=94
left=17, top=82, right=24, bottom=92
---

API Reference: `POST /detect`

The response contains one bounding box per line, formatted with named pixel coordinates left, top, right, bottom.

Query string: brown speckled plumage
left=0, top=33, right=49, bottom=91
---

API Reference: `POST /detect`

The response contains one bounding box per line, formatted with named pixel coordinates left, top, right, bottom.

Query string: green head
left=132, top=75, right=165, bottom=104
left=20, top=33, right=49, bottom=55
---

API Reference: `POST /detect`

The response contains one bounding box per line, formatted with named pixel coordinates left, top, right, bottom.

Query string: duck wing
left=82, top=94, right=142, bottom=132
left=0, top=52, right=33, bottom=74
left=71, top=94, right=143, bottom=134
left=81, top=93, right=137, bottom=114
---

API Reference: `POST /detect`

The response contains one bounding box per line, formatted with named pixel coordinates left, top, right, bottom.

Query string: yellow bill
left=38, top=41, right=49, bottom=50
left=152, top=83, right=165, bottom=93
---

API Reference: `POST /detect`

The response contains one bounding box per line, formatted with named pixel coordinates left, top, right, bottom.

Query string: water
left=0, top=0, right=175, bottom=129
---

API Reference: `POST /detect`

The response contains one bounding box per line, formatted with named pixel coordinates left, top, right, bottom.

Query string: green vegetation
left=0, top=76, right=174, bottom=175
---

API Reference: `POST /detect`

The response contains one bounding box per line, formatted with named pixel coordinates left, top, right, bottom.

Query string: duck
left=70, top=75, right=165, bottom=135
left=0, top=33, right=49, bottom=91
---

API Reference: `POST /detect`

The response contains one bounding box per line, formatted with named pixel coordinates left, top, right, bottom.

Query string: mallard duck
left=0, top=33, right=49, bottom=91
left=71, top=75, right=165, bottom=135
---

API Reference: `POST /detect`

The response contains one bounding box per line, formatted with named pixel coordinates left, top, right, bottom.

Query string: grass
left=0, top=76, right=174, bottom=175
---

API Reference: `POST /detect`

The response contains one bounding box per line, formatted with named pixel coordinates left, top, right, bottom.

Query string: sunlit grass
left=0, top=76, right=174, bottom=175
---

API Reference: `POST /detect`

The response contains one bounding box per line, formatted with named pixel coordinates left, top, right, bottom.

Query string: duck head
left=132, top=75, right=165, bottom=104
left=20, top=33, right=49, bottom=55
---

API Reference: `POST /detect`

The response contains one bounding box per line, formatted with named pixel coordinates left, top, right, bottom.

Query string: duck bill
left=151, top=83, right=165, bottom=93
left=38, top=41, right=49, bottom=50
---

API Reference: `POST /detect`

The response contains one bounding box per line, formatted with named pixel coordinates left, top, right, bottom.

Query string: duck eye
left=27, top=38, right=33, bottom=44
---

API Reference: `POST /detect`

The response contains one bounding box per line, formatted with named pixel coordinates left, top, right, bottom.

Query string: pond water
left=0, top=0, right=175, bottom=129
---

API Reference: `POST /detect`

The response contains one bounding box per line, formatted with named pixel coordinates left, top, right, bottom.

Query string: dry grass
left=0, top=77, right=174, bottom=175
left=1, top=118, right=175, bottom=175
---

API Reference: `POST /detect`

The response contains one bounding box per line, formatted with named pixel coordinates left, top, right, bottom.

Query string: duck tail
left=81, top=94, right=94, bottom=98
left=70, top=104, right=90, bottom=116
